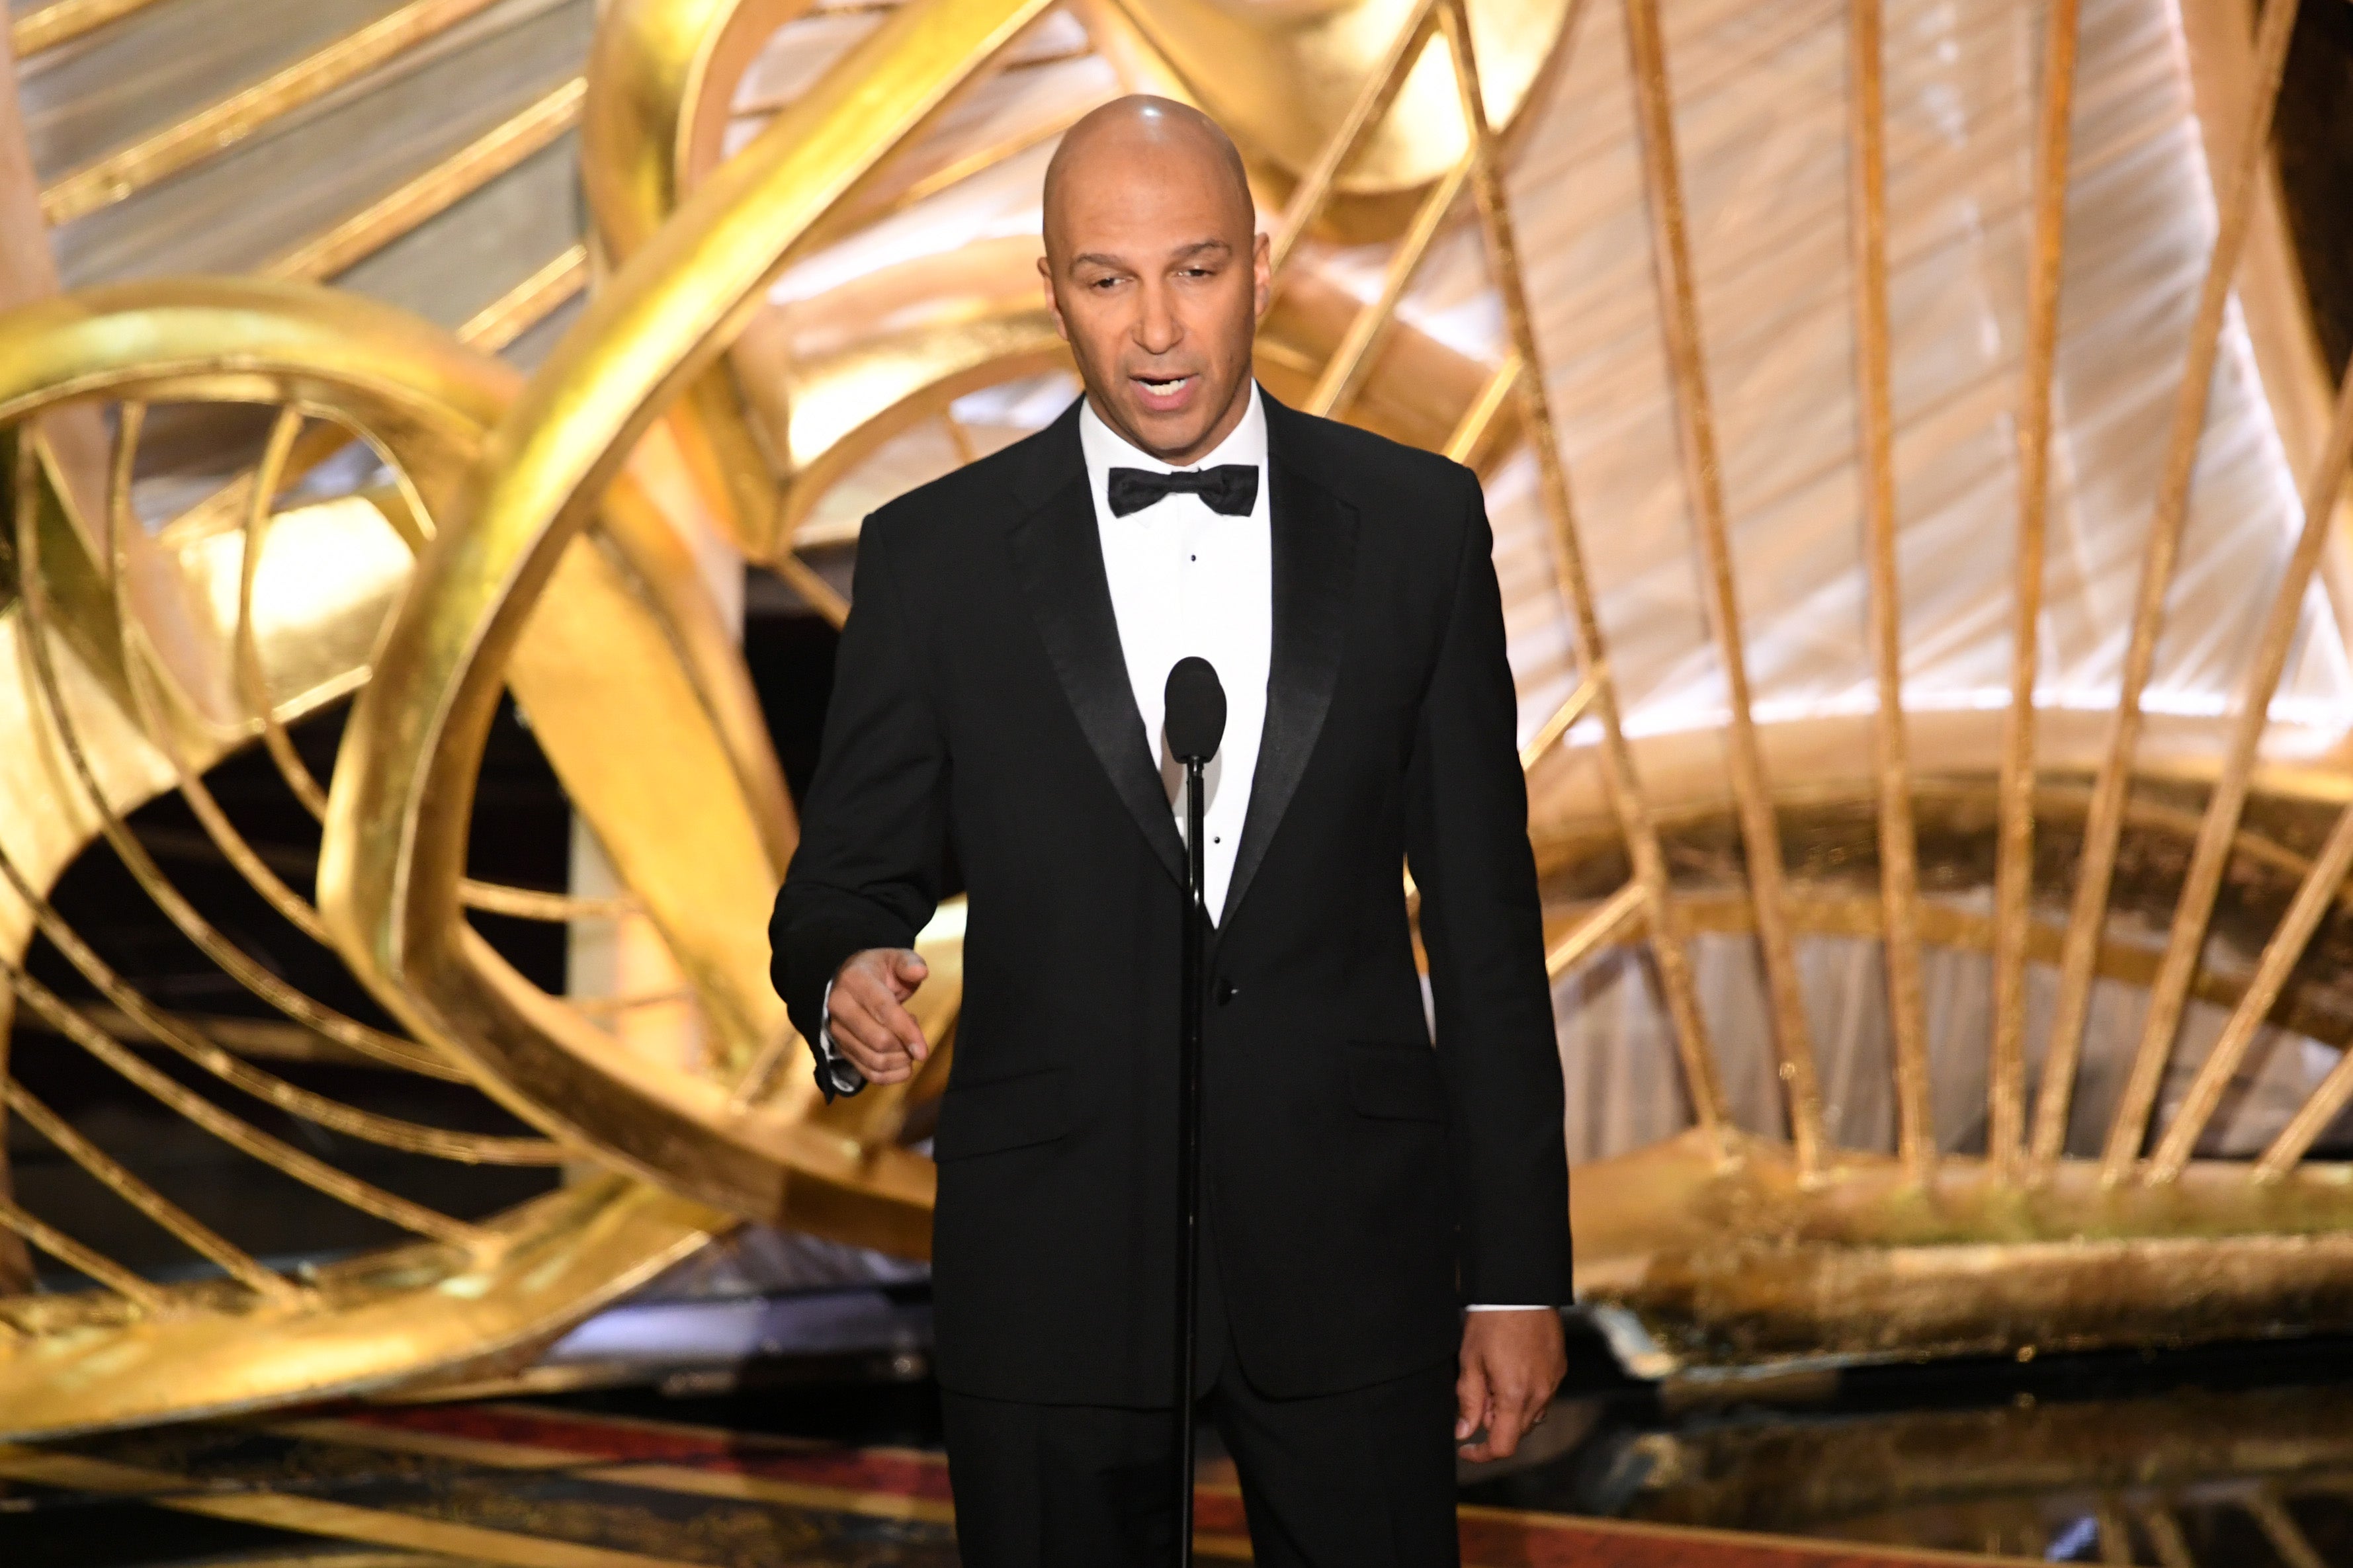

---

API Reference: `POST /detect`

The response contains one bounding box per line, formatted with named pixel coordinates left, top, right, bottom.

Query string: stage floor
left=0, top=1399, right=2030, bottom=1568
left=13, top=1326, right=2353, bottom=1567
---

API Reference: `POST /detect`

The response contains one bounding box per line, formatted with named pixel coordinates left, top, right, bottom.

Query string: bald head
left=1037, top=97, right=1268, bottom=464
left=1044, top=96, right=1254, bottom=251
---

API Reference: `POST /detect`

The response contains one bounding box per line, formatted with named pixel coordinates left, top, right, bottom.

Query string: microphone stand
left=1162, top=653, right=1222, bottom=1567
left=1174, top=753, right=1207, bottom=1567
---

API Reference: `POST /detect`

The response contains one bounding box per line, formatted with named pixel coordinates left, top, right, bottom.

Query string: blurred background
left=9, top=0, right=2353, bottom=1563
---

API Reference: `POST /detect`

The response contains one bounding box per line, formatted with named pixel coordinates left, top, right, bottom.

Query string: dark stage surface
left=11, top=1327, right=2353, bottom=1566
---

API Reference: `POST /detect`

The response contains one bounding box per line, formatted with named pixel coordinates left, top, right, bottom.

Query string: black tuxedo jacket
left=771, top=388, right=1570, bottom=1407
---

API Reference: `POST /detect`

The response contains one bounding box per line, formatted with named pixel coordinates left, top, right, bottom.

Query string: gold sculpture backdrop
left=8, top=0, right=2353, bottom=1438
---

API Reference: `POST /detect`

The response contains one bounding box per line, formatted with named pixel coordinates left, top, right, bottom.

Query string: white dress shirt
left=1082, top=384, right=1272, bottom=921
left=813, top=387, right=1535, bottom=1313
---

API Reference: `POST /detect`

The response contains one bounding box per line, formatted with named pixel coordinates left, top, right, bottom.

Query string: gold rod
left=39, top=0, right=507, bottom=226
left=1267, top=0, right=1441, bottom=278
left=1519, top=671, right=1601, bottom=771
left=2139, top=1505, right=2199, bottom=1568
left=0, top=1077, right=300, bottom=1301
left=2139, top=358, right=2353, bottom=1182
left=808, top=102, right=1088, bottom=251
left=125, top=626, right=334, bottom=944
left=2258, top=1021, right=2353, bottom=1176
left=0, top=1194, right=163, bottom=1310
left=569, top=989, right=695, bottom=1018
left=940, top=409, right=980, bottom=466
left=1305, top=153, right=1472, bottom=419
left=154, top=419, right=354, bottom=549
left=236, top=408, right=335, bottom=821
left=460, top=878, right=637, bottom=921
left=725, top=1032, right=794, bottom=1113
left=1989, top=0, right=2079, bottom=1174
left=263, top=78, right=586, bottom=284
left=2248, top=1488, right=2329, bottom=1568
left=2030, top=0, right=2299, bottom=1168
left=3, top=958, right=488, bottom=1247
left=2149, top=804, right=2353, bottom=1180
left=8, top=0, right=163, bottom=58
left=1439, top=0, right=1729, bottom=1141
left=2094, top=1501, right=2135, bottom=1567
left=1547, top=880, right=1647, bottom=978
left=1846, top=0, right=1929, bottom=1178
left=771, top=548, right=852, bottom=628
left=1621, top=0, right=1823, bottom=1168
left=732, top=42, right=1095, bottom=115
left=105, top=399, right=142, bottom=564
left=1445, top=351, right=1523, bottom=464
left=458, top=244, right=589, bottom=352
left=19, top=1004, right=439, bottom=1074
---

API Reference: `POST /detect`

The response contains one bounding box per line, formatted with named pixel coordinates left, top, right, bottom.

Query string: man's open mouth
left=1129, top=374, right=1195, bottom=409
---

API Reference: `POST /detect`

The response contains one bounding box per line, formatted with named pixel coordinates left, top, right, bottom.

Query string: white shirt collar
left=1078, top=381, right=1267, bottom=497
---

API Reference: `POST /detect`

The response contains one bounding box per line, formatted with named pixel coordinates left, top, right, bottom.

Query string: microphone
left=1164, top=655, right=1226, bottom=764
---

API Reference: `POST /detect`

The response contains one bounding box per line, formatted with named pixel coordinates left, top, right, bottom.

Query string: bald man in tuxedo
left=771, top=96, right=1570, bottom=1567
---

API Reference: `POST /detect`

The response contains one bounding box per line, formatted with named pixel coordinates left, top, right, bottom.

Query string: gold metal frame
left=0, top=280, right=726, bottom=1437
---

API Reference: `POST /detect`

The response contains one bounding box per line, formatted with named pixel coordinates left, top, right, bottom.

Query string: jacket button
left=1215, top=979, right=1236, bottom=1005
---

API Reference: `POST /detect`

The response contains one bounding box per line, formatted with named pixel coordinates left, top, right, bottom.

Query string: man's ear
left=1037, top=253, right=1070, bottom=343
left=1251, top=230, right=1272, bottom=321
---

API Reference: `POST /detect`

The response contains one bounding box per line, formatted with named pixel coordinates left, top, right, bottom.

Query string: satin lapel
left=1221, top=431, right=1357, bottom=925
left=1006, top=432, right=1189, bottom=889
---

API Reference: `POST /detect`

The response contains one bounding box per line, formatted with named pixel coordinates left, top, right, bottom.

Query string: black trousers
left=940, top=1208, right=1461, bottom=1568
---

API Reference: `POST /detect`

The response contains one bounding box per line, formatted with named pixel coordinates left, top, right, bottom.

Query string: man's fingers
left=837, top=964, right=930, bottom=1061
left=1462, top=1398, right=1534, bottom=1464
left=1454, top=1359, right=1491, bottom=1444
left=827, top=995, right=916, bottom=1082
left=875, top=990, right=929, bottom=1057
left=890, top=952, right=931, bottom=995
left=1458, top=1366, right=1551, bottom=1462
left=834, top=1034, right=912, bottom=1083
left=1480, top=1383, right=1538, bottom=1460
left=835, top=1040, right=912, bottom=1083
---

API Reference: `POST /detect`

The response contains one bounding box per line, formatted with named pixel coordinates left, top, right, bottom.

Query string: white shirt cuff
left=814, top=978, right=867, bottom=1096
left=1465, top=1304, right=1549, bottom=1311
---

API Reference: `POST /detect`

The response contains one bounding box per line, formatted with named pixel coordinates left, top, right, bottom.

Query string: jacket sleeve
left=769, top=516, right=950, bottom=1099
left=1402, top=470, right=1573, bottom=1305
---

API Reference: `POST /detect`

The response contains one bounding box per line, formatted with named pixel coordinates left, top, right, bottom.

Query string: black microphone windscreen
left=1164, top=657, right=1227, bottom=763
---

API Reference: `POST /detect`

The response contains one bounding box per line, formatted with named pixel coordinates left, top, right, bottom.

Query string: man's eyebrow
left=1066, top=239, right=1232, bottom=270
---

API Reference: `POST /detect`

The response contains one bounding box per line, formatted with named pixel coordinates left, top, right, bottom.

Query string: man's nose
left=1134, top=282, right=1182, bottom=356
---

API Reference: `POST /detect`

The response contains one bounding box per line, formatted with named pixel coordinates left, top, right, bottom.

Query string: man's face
left=1040, top=143, right=1270, bottom=466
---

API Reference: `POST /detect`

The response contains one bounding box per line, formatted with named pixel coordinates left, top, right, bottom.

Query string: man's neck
left=1084, top=372, right=1254, bottom=467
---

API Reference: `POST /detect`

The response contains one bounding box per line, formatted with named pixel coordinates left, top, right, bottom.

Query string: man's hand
left=1455, top=1308, right=1566, bottom=1463
left=828, top=948, right=931, bottom=1084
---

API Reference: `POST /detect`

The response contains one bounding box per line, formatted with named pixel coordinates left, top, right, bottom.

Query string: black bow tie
left=1107, top=464, right=1259, bottom=518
